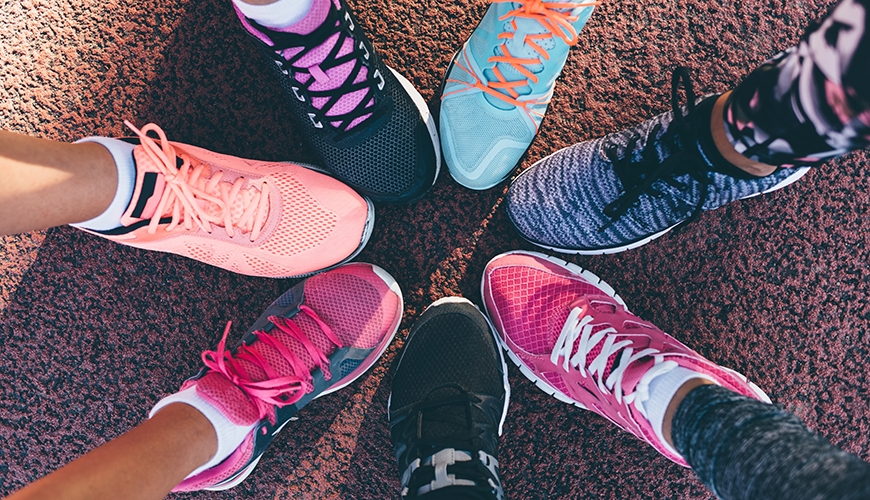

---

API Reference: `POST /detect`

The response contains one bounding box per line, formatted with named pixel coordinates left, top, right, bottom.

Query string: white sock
left=150, top=386, right=257, bottom=478
left=641, top=366, right=715, bottom=457
left=233, top=0, right=315, bottom=28
left=70, top=137, right=137, bottom=231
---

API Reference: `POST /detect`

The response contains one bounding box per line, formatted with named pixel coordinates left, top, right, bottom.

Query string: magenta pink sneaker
left=481, top=250, right=770, bottom=466
left=168, top=262, right=402, bottom=491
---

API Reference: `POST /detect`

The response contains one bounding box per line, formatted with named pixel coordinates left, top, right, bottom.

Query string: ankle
left=709, top=92, right=778, bottom=177
left=69, top=137, right=136, bottom=231
left=233, top=0, right=322, bottom=32
left=662, top=377, right=715, bottom=447
left=150, top=386, right=256, bottom=478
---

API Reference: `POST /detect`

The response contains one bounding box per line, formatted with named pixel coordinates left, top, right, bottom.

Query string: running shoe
left=506, top=68, right=809, bottom=254
left=389, top=297, right=509, bottom=499
left=439, top=0, right=597, bottom=190
left=481, top=250, right=771, bottom=466
left=159, top=263, right=403, bottom=491
left=236, top=0, right=440, bottom=204
left=76, top=121, right=374, bottom=278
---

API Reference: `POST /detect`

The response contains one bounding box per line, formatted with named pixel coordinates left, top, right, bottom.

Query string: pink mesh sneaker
left=166, top=262, right=402, bottom=491
left=79, top=121, right=374, bottom=278
left=481, top=250, right=770, bottom=465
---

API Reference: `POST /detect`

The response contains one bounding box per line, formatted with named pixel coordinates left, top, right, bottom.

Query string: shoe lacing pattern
left=125, top=121, right=270, bottom=241
left=397, top=385, right=504, bottom=499
left=600, top=67, right=712, bottom=232
left=550, top=306, right=679, bottom=418
left=258, top=5, right=387, bottom=138
left=201, top=305, right=343, bottom=422
left=445, top=0, right=597, bottom=119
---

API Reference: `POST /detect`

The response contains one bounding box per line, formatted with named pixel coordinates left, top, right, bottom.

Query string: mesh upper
left=487, top=265, right=602, bottom=355
left=260, top=172, right=339, bottom=256
left=260, top=0, right=437, bottom=202
left=507, top=98, right=809, bottom=251
left=390, top=301, right=507, bottom=473
left=391, top=309, right=504, bottom=405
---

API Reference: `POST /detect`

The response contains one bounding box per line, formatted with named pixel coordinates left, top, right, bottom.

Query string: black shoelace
left=252, top=7, right=388, bottom=139
left=599, top=67, right=712, bottom=232
left=396, top=385, right=501, bottom=500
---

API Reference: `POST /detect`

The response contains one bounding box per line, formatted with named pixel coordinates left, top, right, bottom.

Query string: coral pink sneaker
left=161, top=262, right=402, bottom=491
left=481, top=250, right=770, bottom=465
left=79, top=121, right=374, bottom=278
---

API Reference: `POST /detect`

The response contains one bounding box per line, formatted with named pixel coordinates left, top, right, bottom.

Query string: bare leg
left=7, top=403, right=216, bottom=500
left=0, top=130, right=117, bottom=235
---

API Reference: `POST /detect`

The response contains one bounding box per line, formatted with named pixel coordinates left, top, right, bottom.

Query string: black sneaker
left=236, top=0, right=440, bottom=204
left=389, top=297, right=509, bottom=499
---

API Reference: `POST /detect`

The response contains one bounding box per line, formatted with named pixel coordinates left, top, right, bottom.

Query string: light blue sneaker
left=439, top=0, right=596, bottom=190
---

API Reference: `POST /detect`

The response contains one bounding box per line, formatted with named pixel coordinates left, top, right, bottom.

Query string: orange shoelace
left=445, top=0, right=598, bottom=112
left=125, top=121, right=271, bottom=241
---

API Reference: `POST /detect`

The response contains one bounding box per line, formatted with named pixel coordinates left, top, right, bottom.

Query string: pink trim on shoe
left=482, top=250, right=770, bottom=466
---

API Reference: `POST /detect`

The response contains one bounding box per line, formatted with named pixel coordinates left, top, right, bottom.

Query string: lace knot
left=124, top=121, right=271, bottom=241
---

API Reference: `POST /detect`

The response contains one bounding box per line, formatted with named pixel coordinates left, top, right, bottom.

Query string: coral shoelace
left=488, top=0, right=596, bottom=99
left=202, top=305, right=343, bottom=421
left=550, top=306, right=679, bottom=417
left=125, top=120, right=271, bottom=241
left=444, top=0, right=597, bottom=120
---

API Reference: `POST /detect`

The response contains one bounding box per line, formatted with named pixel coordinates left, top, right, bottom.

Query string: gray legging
left=674, top=384, right=870, bottom=500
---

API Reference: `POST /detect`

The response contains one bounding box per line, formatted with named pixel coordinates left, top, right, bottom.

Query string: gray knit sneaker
left=506, top=68, right=809, bottom=255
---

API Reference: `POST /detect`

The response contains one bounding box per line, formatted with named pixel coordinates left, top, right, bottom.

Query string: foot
left=389, top=297, right=509, bottom=499
left=153, top=263, right=403, bottom=491
left=439, top=0, right=596, bottom=190
left=78, top=121, right=374, bottom=278
left=481, top=250, right=770, bottom=465
left=236, top=0, right=440, bottom=204
left=506, top=68, right=810, bottom=254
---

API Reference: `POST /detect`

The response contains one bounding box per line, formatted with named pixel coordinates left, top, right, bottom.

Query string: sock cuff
left=644, top=366, right=715, bottom=458
left=150, top=386, right=256, bottom=478
left=232, top=0, right=315, bottom=28
left=70, top=137, right=137, bottom=231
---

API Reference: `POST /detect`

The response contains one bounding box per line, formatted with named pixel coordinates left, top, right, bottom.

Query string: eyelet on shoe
left=344, top=11, right=354, bottom=30
left=359, top=41, right=369, bottom=60
left=373, top=69, right=384, bottom=90
left=308, top=113, right=323, bottom=129
left=292, top=86, right=305, bottom=102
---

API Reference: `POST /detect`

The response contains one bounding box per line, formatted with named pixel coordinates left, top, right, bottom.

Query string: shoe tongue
left=562, top=298, right=654, bottom=392
left=128, top=146, right=270, bottom=233
left=196, top=372, right=260, bottom=426
left=482, top=14, right=548, bottom=109
left=237, top=313, right=335, bottom=384
left=418, top=386, right=477, bottom=447
left=124, top=147, right=169, bottom=221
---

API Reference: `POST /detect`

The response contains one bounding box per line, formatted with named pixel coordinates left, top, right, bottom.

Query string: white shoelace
left=549, top=306, right=680, bottom=417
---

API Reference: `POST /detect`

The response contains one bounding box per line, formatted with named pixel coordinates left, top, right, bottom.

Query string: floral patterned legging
left=723, top=0, right=870, bottom=168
